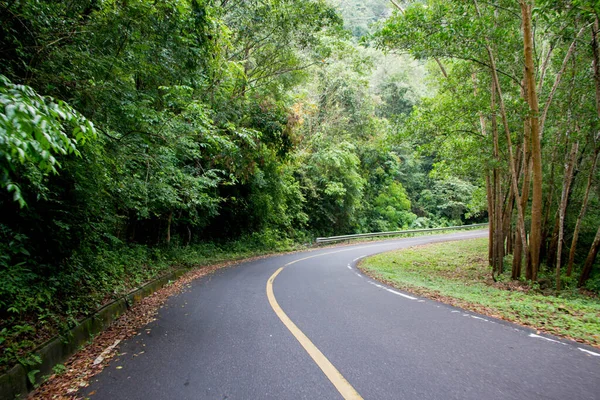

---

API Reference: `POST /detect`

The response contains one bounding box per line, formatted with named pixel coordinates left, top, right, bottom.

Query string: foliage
left=0, top=232, right=304, bottom=373
left=0, top=0, right=490, bottom=373
left=331, top=0, right=391, bottom=39
left=0, top=75, right=95, bottom=206
left=372, top=0, right=600, bottom=284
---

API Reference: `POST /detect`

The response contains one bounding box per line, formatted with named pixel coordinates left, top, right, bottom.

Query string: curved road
left=83, top=231, right=600, bottom=400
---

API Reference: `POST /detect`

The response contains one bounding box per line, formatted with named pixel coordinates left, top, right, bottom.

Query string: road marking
left=347, top=265, right=352, bottom=269
left=367, top=281, right=417, bottom=300
left=384, top=288, right=417, bottom=300
left=355, top=273, right=362, bottom=278
left=267, top=267, right=363, bottom=400
left=264, top=233, right=485, bottom=399
left=578, top=348, right=600, bottom=357
left=529, top=333, right=566, bottom=345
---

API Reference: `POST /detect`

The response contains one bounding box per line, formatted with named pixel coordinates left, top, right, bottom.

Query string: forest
left=0, top=0, right=599, bottom=374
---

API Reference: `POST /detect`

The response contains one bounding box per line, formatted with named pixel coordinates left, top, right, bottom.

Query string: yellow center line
left=265, top=234, right=480, bottom=398
left=266, top=250, right=366, bottom=400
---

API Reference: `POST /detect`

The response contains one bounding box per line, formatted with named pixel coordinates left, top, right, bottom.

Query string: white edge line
left=385, top=288, right=417, bottom=300
left=579, top=348, right=600, bottom=357
left=529, top=333, right=565, bottom=345
left=367, top=281, right=416, bottom=300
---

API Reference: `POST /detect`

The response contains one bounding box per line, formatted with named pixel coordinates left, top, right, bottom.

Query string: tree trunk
left=491, top=77, right=504, bottom=274
left=487, top=52, right=527, bottom=273
left=502, top=183, right=514, bottom=256
left=494, top=166, right=505, bottom=274
left=521, top=1, right=543, bottom=281
left=474, top=71, right=495, bottom=270
left=513, top=227, right=523, bottom=280
left=486, top=173, right=495, bottom=267
left=592, top=18, right=600, bottom=118
left=166, top=211, right=173, bottom=245
left=541, top=144, right=560, bottom=262
left=547, top=216, right=560, bottom=270
left=518, top=141, right=533, bottom=278
left=506, top=224, right=514, bottom=255
left=567, top=148, right=599, bottom=276
left=474, top=0, right=527, bottom=274
left=555, top=141, right=579, bottom=290
left=515, top=94, right=532, bottom=279
left=579, top=225, right=600, bottom=287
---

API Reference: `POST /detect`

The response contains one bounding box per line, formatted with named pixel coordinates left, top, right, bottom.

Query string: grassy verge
left=358, top=238, right=600, bottom=348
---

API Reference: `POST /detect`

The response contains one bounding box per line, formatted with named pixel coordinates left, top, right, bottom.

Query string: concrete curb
left=0, top=268, right=189, bottom=400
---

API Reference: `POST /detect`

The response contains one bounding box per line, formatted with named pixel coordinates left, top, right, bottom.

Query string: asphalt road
left=83, top=231, right=600, bottom=400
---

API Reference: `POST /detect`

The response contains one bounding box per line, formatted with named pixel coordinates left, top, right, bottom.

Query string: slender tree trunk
left=592, top=18, right=600, bottom=118
left=579, top=225, right=600, bottom=287
left=487, top=51, right=527, bottom=269
left=541, top=144, right=560, bottom=261
left=494, top=166, right=504, bottom=274
left=474, top=71, right=496, bottom=269
left=513, top=227, right=523, bottom=279
left=490, top=77, right=504, bottom=274
left=166, top=211, right=173, bottom=245
left=474, top=0, right=527, bottom=273
left=485, top=170, right=494, bottom=267
left=521, top=1, right=543, bottom=281
left=519, top=124, right=533, bottom=278
left=515, top=92, right=532, bottom=279
left=547, top=216, right=560, bottom=270
left=567, top=148, right=599, bottom=276
left=506, top=223, right=514, bottom=255
left=503, top=186, right=514, bottom=255
left=555, top=141, right=579, bottom=290
left=548, top=134, right=583, bottom=269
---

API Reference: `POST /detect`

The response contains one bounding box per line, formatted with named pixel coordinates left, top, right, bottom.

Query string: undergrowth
left=0, top=229, right=304, bottom=374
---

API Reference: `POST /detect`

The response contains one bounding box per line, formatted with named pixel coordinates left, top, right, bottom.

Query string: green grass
left=359, top=238, right=600, bottom=347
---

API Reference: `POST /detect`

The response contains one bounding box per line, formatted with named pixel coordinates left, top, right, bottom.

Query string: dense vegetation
left=0, top=0, right=481, bottom=371
left=1, top=0, right=599, bottom=375
left=371, top=0, right=600, bottom=292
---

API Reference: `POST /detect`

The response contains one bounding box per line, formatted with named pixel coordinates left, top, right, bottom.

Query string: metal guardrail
left=315, top=223, right=489, bottom=244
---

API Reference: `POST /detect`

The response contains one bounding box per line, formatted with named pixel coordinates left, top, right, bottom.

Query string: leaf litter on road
left=29, top=256, right=267, bottom=399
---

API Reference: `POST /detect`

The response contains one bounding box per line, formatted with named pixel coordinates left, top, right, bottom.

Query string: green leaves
left=0, top=75, right=96, bottom=206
